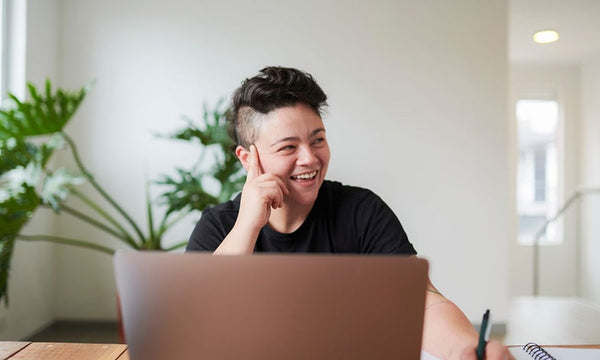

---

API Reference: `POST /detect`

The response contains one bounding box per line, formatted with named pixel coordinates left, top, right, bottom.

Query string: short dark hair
left=228, top=66, right=328, bottom=149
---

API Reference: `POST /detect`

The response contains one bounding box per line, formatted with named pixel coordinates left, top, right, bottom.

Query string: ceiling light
left=533, top=30, right=559, bottom=44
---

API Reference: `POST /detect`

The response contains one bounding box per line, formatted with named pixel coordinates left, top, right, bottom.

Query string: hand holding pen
left=461, top=309, right=514, bottom=360
left=476, top=309, right=491, bottom=360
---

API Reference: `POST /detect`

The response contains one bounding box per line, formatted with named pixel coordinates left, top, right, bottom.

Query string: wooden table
left=1, top=342, right=598, bottom=359
left=0, top=342, right=129, bottom=360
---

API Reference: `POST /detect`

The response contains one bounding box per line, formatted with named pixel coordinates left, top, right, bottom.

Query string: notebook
left=509, top=343, right=600, bottom=360
left=114, top=252, right=429, bottom=360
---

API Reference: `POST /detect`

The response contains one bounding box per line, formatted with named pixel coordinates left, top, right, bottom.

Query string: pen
left=476, top=309, right=491, bottom=360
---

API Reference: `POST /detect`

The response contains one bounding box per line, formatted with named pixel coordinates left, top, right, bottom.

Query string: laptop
left=114, top=252, right=429, bottom=360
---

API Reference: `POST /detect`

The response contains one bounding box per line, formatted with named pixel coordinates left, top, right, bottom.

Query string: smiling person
left=186, top=66, right=512, bottom=360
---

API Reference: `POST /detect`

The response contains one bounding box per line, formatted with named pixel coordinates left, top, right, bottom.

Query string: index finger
left=247, top=144, right=264, bottom=180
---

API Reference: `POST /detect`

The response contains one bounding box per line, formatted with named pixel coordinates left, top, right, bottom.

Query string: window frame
left=515, top=94, right=565, bottom=246
left=0, top=0, right=7, bottom=104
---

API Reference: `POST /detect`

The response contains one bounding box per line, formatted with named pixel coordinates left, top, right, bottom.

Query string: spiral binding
left=523, top=342, right=557, bottom=360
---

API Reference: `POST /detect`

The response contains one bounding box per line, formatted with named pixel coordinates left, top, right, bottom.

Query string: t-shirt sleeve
left=185, top=208, right=228, bottom=252
left=355, top=191, right=416, bottom=255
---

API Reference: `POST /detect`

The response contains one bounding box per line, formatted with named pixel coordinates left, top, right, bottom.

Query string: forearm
left=213, top=223, right=260, bottom=255
left=422, top=281, right=478, bottom=359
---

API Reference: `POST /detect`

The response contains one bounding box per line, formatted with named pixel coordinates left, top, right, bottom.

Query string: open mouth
left=290, top=170, right=318, bottom=181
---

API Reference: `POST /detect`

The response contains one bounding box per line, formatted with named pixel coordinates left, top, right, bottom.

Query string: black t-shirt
left=186, top=180, right=416, bottom=255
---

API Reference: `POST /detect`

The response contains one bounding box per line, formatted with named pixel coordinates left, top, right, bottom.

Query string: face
left=239, top=103, right=330, bottom=207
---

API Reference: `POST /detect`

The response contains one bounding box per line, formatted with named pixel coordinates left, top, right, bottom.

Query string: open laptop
left=114, top=252, right=429, bottom=360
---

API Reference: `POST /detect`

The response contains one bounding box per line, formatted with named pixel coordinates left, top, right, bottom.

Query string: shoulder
left=316, top=180, right=415, bottom=255
left=316, top=180, right=390, bottom=221
left=319, top=180, right=383, bottom=207
left=195, top=196, right=241, bottom=236
left=186, top=194, right=241, bottom=252
left=202, top=194, right=241, bottom=219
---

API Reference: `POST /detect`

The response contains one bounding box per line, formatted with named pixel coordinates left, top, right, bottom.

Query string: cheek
left=318, top=147, right=331, bottom=166
left=261, top=156, right=295, bottom=177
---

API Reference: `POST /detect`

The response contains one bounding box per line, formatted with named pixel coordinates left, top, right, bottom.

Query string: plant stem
left=157, top=210, right=190, bottom=239
left=145, top=181, right=156, bottom=249
left=17, top=234, right=116, bottom=255
left=163, top=240, right=189, bottom=252
left=61, top=132, right=147, bottom=244
left=51, top=203, right=136, bottom=247
left=69, top=189, right=140, bottom=249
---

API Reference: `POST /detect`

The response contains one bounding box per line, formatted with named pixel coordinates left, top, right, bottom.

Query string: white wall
left=0, top=0, right=60, bottom=340
left=508, top=64, right=581, bottom=297
left=4, top=0, right=510, bottom=326
left=52, top=0, right=510, bottom=323
left=581, top=55, right=600, bottom=302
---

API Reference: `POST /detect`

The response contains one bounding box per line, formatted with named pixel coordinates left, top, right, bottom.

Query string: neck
left=268, top=202, right=313, bottom=234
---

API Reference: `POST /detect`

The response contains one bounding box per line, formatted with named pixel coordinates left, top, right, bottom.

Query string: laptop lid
left=114, top=252, right=429, bottom=360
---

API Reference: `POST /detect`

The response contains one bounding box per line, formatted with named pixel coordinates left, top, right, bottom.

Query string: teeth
left=292, top=170, right=317, bottom=179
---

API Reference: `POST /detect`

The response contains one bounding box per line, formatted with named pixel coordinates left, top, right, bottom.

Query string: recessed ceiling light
left=533, top=30, right=559, bottom=44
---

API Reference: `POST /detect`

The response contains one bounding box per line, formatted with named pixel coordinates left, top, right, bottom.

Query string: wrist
left=214, top=222, right=261, bottom=255
left=234, top=216, right=266, bottom=237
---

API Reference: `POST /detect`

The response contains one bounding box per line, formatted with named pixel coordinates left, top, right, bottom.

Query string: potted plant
left=0, top=80, right=245, bottom=305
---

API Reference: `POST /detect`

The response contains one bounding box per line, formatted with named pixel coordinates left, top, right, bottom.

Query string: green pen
left=476, top=309, right=491, bottom=360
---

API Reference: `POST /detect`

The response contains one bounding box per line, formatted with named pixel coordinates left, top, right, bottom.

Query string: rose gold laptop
left=114, top=252, right=429, bottom=360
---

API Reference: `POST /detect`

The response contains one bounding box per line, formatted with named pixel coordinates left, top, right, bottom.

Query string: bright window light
left=533, top=30, right=559, bottom=44
left=516, top=99, right=560, bottom=245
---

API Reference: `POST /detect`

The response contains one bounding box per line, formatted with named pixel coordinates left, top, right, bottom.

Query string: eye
left=278, top=145, right=296, bottom=152
left=312, top=138, right=325, bottom=146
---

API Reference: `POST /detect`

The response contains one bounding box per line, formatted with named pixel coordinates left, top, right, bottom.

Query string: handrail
left=533, top=187, right=600, bottom=296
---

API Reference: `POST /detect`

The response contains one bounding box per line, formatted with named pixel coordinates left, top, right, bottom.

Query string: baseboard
left=23, top=320, right=120, bottom=343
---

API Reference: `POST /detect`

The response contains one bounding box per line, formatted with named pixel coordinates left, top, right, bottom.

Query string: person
left=186, top=66, right=513, bottom=360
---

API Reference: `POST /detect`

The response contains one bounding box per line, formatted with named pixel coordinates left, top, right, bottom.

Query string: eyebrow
left=270, top=128, right=326, bottom=147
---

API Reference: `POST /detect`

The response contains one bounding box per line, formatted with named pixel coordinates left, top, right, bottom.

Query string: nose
left=297, top=145, right=318, bottom=166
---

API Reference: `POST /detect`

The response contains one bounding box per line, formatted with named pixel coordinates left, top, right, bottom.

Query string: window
left=516, top=99, right=560, bottom=245
left=0, top=0, right=6, bottom=103
left=0, top=0, right=26, bottom=103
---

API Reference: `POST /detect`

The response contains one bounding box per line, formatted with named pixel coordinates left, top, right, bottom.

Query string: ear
left=235, top=145, right=251, bottom=171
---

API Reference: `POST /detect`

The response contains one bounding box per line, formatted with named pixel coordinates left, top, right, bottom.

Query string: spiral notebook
left=509, top=343, right=600, bottom=359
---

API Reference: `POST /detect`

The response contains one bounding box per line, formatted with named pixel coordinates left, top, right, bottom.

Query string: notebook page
left=420, top=350, right=441, bottom=360
left=510, top=346, right=600, bottom=359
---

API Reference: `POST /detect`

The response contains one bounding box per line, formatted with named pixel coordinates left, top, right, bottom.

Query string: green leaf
left=156, top=169, right=219, bottom=215
left=0, top=185, right=40, bottom=305
left=41, top=167, right=86, bottom=212
left=0, top=135, right=67, bottom=207
left=218, top=175, right=246, bottom=203
left=155, top=99, right=244, bottom=217
left=0, top=163, right=42, bottom=204
left=213, top=150, right=244, bottom=183
left=0, top=138, right=40, bottom=174
left=0, top=80, right=89, bottom=141
left=163, top=101, right=235, bottom=149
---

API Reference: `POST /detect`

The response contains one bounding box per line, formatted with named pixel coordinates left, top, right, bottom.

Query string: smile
left=290, top=170, right=318, bottom=180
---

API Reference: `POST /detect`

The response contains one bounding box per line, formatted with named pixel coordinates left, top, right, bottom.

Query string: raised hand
left=214, top=144, right=289, bottom=255
left=235, top=145, right=289, bottom=235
